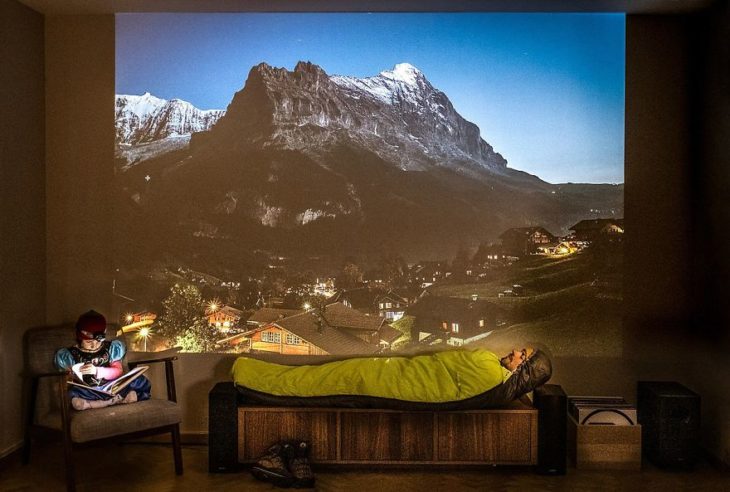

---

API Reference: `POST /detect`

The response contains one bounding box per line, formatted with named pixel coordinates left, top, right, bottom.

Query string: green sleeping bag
left=231, top=349, right=513, bottom=403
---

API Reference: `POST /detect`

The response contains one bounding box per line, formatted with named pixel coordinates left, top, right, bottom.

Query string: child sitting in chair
left=54, top=310, right=152, bottom=411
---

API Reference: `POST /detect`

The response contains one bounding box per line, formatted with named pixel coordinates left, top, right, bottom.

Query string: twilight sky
left=116, top=13, right=625, bottom=184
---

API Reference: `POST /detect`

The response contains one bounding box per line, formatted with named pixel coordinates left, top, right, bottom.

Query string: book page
left=67, top=364, right=148, bottom=396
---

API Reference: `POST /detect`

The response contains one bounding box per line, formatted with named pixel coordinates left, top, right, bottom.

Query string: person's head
left=75, top=310, right=107, bottom=351
left=500, top=347, right=534, bottom=372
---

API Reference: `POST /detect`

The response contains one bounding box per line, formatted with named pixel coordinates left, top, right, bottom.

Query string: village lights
left=207, top=299, right=221, bottom=314
left=138, top=327, right=151, bottom=351
left=303, top=302, right=311, bottom=310
left=125, top=313, right=133, bottom=323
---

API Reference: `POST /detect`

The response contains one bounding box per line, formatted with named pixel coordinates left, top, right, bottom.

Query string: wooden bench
left=208, top=382, right=559, bottom=471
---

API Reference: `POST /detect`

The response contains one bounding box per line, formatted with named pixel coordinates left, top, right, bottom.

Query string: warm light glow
left=137, top=326, right=152, bottom=351
left=206, top=298, right=221, bottom=314
left=125, top=313, right=133, bottom=323
left=303, top=302, right=311, bottom=310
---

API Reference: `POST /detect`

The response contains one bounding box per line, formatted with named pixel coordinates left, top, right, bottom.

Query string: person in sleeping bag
left=232, top=346, right=550, bottom=408
left=500, top=347, right=534, bottom=372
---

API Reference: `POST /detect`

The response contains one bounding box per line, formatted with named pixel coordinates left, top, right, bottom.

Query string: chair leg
left=21, top=432, right=32, bottom=465
left=171, top=424, right=183, bottom=475
left=63, top=435, right=76, bottom=492
left=22, top=377, right=39, bottom=465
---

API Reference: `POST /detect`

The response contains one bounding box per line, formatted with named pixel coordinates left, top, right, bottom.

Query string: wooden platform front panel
left=238, top=408, right=338, bottom=461
left=238, top=403, right=537, bottom=465
left=340, top=412, right=434, bottom=461
left=437, top=412, right=535, bottom=463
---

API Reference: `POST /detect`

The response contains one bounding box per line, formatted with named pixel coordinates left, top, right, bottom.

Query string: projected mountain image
left=116, top=61, right=621, bottom=254
left=116, top=92, right=225, bottom=165
left=113, top=60, right=623, bottom=356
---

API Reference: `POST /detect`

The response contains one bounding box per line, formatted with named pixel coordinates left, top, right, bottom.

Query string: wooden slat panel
left=238, top=409, right=337, bottom=461
left=236, top=406, right=537, bottom=465
left=495, top=413, right=533, bottom=463
left=437, top=413, right=496, bottom=462
left=530, top=411, right=538, bottom=464
left=340, top=412, right=434, bottom=461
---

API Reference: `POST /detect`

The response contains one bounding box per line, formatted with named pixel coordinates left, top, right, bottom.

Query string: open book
left=67, top=363, right=148, bottom=397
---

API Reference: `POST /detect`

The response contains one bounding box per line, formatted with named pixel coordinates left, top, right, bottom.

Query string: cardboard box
left=568, top=415, right=642, bottom=470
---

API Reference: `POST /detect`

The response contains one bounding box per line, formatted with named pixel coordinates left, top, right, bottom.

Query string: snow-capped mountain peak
left=216, top=61, right=507, bottom=174
left=330, top=63, right=431, bottom=106
left=115, top=93, right=225, bottom=146
left=116, top=92, right=167, bottom=121
left=380, top=62, right=423, bottom=85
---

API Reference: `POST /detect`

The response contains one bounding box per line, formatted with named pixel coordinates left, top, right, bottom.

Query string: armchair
left=22, top=324, right=183, bottom=492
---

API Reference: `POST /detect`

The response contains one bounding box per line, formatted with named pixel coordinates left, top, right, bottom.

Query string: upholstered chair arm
left=24, top=370, right=72, bottom=437
left=128, top=356, right=178, bottom=402
left=128, top=356, right=178, bottom=366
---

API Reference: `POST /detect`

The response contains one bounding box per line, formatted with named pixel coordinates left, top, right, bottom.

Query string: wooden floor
left=1, top=441, right=727, bottom=491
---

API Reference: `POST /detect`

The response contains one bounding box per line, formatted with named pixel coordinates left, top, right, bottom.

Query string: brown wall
left=45, top=15, right=115, bottom=323
left=625, top=16, right=693, bottom=330
left=624, top=10, right=730, bottom=464
left=0, top=0, right=46, bottom=458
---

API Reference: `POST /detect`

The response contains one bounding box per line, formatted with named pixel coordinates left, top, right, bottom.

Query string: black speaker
left=534, top=384, right=567, bottom=475
left=637, top=381, right=700, bottom=469
left=208, top=382, right=240, bottom=472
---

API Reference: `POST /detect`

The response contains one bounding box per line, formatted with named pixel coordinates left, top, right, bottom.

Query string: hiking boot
left=250, top=443, right=295, bottom=488
left=286, top=441, right=315, bottom=488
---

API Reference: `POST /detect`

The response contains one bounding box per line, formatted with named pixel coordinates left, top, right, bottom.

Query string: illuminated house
left=411, top=261, right=450, bottom=288
left=319, top=302, right=401, bottom=346
left=536, top=241, right=579, bottom=256
left=207, top=305, right=244, bottom=332
left=313, top=278, right=337, bottom=298
left=499, top=227, right=557, bottom=257
left=570, top=218, right=625, bottom=242
left=231, top=302, right=400, bottom=355
left=375, top=292, right=409, bottom=321
left=472, top=243, right=517, bottom=269
left=330, top=287, right=410, bottom=321
left=406, top=295, right=499, bottom=347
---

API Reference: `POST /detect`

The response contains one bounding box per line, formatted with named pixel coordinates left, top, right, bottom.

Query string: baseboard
left=704, top=448, right=730, bottom=471
left=181, top=431, right=208, bottom=445
left=1, top=441, right=23, bottom=460
left=4, top=433, right=209, bottom=453
left=127, top=431, right=208, bottom=445
left=0, top=441, right=23, bottom=470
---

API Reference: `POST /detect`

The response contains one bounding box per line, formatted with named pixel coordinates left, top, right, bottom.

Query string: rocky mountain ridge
left=206, top=61, right=506, bottom=177
left=116, top=93, right=224, bottom=146
left=114, top=61, right=623, bottom=269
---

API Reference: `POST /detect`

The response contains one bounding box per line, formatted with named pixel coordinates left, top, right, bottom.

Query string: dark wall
left=690, top=1, right=730, bottom=342
left=0, top=0, right=46, bottom=457
left=626, top=8, right=729, bottom=346
left=625, top=7, right=730, bottom=464
left=45, top=15, right=115, bottom=322
left=625, top=15, right=693, bottom=336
